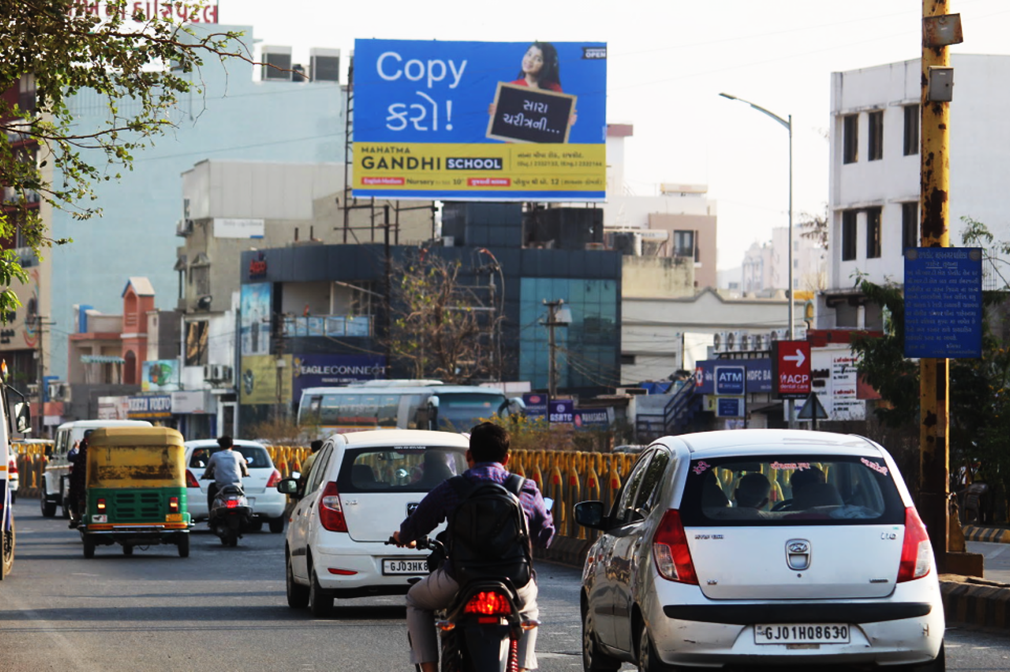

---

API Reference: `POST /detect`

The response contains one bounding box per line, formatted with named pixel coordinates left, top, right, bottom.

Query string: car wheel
left=83, top=535, right=96, bottom=559
left=286, top=552, right=309, bottom=609
left=898, top=644, right=945, bottom=672
left=41, top=489, right=56, bottom=518
left=269, top=517, right=285, bottom=534
left=637, top=623, right=674, bottom=672
left=308, top=560, right=332, bottom=617
left=582, top=601, right=621, bottom=671
left=178, top=534, right=190, bottom=558
left=1, top=519, right=15, bottom=579
left=122, top=544, right=134, bottom=557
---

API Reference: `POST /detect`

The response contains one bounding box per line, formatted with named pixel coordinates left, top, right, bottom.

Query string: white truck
left=0, top=369, right=32, bottom=579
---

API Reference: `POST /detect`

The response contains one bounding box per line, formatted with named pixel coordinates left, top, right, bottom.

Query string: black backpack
left=447, top=474, right=533, bottom=588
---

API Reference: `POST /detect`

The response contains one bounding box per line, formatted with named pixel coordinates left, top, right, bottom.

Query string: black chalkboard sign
left=486, top=83, right=576, bottom=144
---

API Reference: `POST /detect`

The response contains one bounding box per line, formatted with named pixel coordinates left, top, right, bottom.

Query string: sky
left=216, top=0, right=1010, bottom=271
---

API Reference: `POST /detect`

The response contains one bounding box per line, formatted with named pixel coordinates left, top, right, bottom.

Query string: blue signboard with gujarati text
left=353, top=39, right=607, bottom=201
left=574, top=408, right=611, bottom=429
left=714, top=365, right=746, bottom=396
left=522, top=393, right=548, bottom=421
left=904, top=247, right=983, bottom=359
left=696, top=360, right=772, bottom=395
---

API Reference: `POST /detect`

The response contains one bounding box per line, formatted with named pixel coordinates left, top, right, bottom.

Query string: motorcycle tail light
left=185, top=470, right=200, bottom=488
left=319, top=481, right=348, bottom=532
left=169, top=496, right=179, bottom=513
left=97, top=498, right=106, bottom=512
left=653, top=509, right=699, bottom=584
left=463, top=590, right=512, bottom=616
left=266, top=469, right=282, bottom=488
left=226, top=499, right=239, bottom=509
left=897, top=506, right=933, bottom=582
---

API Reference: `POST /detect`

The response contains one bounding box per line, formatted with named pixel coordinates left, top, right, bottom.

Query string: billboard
left=240, top=283, right=272, bottom=356
left=353, top=39, right=607, bottom=201
left=292, top=354, right=387, bottom=398
left=141, top=359, right=180, bottom=392
left=240, top=354, right=293, bottom=406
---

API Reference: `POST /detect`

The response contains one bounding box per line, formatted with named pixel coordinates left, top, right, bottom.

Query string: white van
left=41, top=419, right=153, bottom=518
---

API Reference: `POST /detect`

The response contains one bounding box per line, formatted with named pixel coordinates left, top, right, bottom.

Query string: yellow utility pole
left=919, top=2, right=959, bottom=573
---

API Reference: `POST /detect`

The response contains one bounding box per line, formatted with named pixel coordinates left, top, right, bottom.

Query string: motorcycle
left=387, top=536, right=540, bottom=672
left=209, top=483, right=253, bottom=547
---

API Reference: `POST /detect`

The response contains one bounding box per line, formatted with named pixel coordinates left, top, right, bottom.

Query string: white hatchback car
left=280, top=429, right=470, bottom=617
left=575, top=429, right=945, bottom=672
left=183, top=440, right=286, bottom=532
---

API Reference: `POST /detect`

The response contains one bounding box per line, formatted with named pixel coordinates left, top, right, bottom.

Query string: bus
left=296, top=382, right=524, bottom=437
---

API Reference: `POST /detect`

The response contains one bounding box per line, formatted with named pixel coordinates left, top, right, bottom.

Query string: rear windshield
left=337, top=446, right=468, bottom=493
left=189, top=445, right=272, bottom=469
left=679, top=455, right=905, bottom=527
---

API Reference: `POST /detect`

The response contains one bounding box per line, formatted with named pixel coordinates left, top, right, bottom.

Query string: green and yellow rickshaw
left=79, top=427, right=192, bottom=558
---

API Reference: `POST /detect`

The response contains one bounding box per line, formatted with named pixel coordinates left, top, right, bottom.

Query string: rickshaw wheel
left=122, top=545, right=133, bottom=557
left=83, top=535, right=96, bottom=559
left=178, top=534, right=190, bottom=558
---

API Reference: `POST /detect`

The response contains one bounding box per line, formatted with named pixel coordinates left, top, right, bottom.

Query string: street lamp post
left=720, top=92, right=795, bottom=425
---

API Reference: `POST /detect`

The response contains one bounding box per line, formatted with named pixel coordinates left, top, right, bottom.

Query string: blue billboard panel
left=353, top=39, right=607, bottom=201
left=714, top=365, right=746, bottom=395
left=904, top=247, right=983, bottom=359
left=696, top=359, right=772, bottom=395
left=291, top=354, right=387, bottom=398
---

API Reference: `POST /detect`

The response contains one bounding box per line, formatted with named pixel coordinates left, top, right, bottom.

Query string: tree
left=0, top=0, right=248, bottom=317
left=387, top=252, right=503, bottom=384
left=798, top=204, right=829, bottom=249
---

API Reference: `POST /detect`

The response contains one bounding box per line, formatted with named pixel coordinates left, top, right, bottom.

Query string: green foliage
left=387, top=253, right=502, bottom=383
left=0, top=0, right=249, bottom=319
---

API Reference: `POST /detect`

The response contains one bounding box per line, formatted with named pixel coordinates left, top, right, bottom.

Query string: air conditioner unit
left=220, top=365, right=234, bottom=384
left=210, top=364, right=224, bottom=382
left=753, top=333, right=766, bottom=351
left=725, top=331, right=736, bottom=352
left=713, top=331, right=726, bottom=353
left=175, top=218, right=194, bottom=237
left=202, top=364, right=214, bottom=381
left=738, top=332, right=751, bottom=352
left=769, top=328, right=787, bottom=342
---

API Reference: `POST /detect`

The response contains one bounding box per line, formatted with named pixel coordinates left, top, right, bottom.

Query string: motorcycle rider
left=392, top=422, right=555, bottom=672
left=201, top=435, right=249, bottom=512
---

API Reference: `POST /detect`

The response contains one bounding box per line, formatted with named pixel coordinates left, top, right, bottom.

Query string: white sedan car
left=280, top=429, right=470, bottom=617
left=184, top=440, right=286, bottom=532
left=575, top=429, right=945, bottom=672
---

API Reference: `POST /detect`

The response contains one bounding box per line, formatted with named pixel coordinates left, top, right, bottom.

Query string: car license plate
left=754, top=624, right=850, bottom=645
left=382, top=559, right=427, bottom=575
left=166, top=514, right=182, bottom=522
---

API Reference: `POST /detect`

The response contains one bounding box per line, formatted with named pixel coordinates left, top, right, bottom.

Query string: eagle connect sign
left=714, top=366, right=746, bottom=396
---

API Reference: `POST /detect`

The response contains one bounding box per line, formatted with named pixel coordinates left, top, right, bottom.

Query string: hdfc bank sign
left=773, top=340, right=812, bottom=399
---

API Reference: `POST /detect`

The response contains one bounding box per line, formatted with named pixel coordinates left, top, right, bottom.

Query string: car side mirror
left=574, top=500, right=607, bottom=530
left=277, top=477, right=301, bottom=497
left=14, top=402, right=30, bottom=434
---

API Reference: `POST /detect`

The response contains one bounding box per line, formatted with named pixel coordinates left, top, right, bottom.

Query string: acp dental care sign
left=352, top=39, right=607, bottom=202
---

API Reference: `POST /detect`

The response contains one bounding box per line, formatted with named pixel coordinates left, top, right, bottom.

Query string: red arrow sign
left=774, top=340, right=812, bottom=397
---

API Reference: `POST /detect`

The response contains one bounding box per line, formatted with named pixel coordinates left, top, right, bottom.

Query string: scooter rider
left=201, top=435, right=249, bottom=512
left=392, top=422, right=555, bottom=672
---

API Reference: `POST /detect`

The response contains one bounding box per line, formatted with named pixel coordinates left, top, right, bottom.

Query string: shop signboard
left=142, top=359, right=180, bottom=392
left=291, top=354, right=387, bottom=397
left=128, top=395, right=172, bottom=419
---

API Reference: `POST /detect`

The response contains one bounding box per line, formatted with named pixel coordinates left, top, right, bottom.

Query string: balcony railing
left=282, top=314, right=372, bottom=338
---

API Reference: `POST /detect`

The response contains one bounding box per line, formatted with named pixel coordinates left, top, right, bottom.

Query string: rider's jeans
left=405, top=566, right=540, bottom=669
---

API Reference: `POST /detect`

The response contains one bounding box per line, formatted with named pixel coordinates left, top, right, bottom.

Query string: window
left=866, top=207, right=882, bottom=258
left=673, top=230, right=695, bottom=258
left=612, top=452, right=654, bottom=526
left=841, top=211, right=857, bottom=261
left=903, top=104, right=919, bottom=156
left=842, top=114, right=859, bottom=164
left=868, top=110, right=883, bottom=161
left=620, top=354, right=636, bottom=365
left=902, top=202, right=919, bottom=252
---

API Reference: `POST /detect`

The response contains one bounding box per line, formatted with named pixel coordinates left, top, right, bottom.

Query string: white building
left=824, top=54, right=1010, bottom=328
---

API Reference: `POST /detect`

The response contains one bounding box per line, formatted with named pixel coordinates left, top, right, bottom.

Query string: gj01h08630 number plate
left=755, top=624, right=850, bottom=645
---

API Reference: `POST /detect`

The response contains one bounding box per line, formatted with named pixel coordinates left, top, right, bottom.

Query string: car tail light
left=652, top=509, right=698, bottom=584
left=897, top=506, right=932, bottom=582
left=266, top=469, right=282, bottom=488
left=185, top=470, right=200, bottom=488
left=464, top=590, right=512, bottom=616
left=169, top=496, right=179, bottom=513
left=97, top=498, right=106, bottom=512
left=319, top=481, right=348, bottom=532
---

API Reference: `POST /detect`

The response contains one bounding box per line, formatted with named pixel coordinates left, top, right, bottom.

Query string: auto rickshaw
left=78, top=427, right=192, bottom=558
